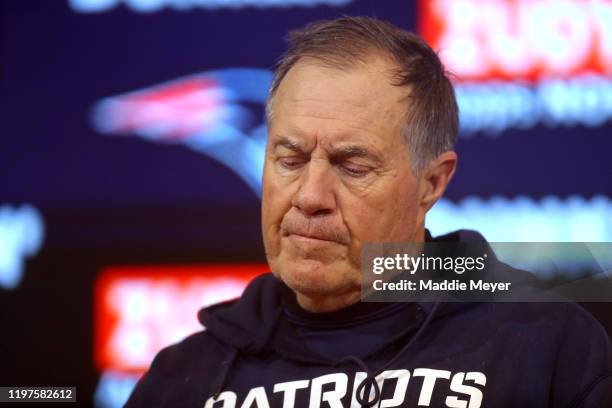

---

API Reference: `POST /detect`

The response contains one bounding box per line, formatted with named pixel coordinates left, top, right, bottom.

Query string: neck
left=295, top=289, right=361, bottom=313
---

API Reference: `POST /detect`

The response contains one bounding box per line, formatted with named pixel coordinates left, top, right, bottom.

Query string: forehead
left=270, top=57, right=408, bottom=147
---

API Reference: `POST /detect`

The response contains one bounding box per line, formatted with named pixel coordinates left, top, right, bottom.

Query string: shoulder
left=444, top=301, right=610, bottom=361
left=477, top=302, right=608, bottom=341
left=148, top=329, right=228, bottom=376
left=482, top=302, right=611, bottom=376
left=500, top=302, right=607, bottom=335
left=452, top=302, right=611, bottom=403
left=124, top=330, right=232, bottom=407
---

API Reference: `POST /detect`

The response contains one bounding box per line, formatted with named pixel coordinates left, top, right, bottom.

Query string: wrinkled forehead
left=269, top=57, right=408, bottom=144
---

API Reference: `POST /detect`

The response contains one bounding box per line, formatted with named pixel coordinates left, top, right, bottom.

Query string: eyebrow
left=273, top=136, right=304, bottom=153
left=332, top=145, right=372, bottom=158
left=272, top=135, right=383, bottom=163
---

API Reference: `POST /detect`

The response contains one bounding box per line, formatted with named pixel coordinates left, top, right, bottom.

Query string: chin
left=274, top=257, right=360, bottom=298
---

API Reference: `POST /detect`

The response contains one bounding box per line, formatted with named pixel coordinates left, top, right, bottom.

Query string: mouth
left=287, top=233, right=340, bottom=244
left=279, top=217, right=349, bottom=248
left=283, top=231, right=346, bottom=251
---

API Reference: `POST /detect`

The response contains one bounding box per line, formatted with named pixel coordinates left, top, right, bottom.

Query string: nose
left=291, top=159, right=337, bottom=217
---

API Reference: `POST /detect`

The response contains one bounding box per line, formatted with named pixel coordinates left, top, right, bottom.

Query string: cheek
left=343, top=203, right=393, bottom=244
left=386, top=184, right=422, bottom=240
left=387, top=177, right=421, bottom=228
left=261, top=170, right=293, bottom=250
left=341, top=179, right=420, bottom=243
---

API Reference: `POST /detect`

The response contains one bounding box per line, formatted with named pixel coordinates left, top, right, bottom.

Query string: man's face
left=262, top=56, right=427, bottom=308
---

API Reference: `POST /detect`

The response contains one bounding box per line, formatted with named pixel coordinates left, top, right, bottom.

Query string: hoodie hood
left=198, top=273, right=285, bottom=357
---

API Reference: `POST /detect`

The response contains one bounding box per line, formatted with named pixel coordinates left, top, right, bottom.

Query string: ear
left=419, top=151, right=458, bottom=213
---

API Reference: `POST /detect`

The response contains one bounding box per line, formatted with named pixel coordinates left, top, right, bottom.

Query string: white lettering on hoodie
left=202, top=369, right=487, bottom=408
left=309, top=373, right=348, bottom=408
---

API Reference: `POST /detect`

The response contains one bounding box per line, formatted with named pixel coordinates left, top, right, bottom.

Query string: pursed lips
left=280, top=215, right=350, bottom=247
left=287, top=232, right=338, bottom=243
left=282, top=227, right=347, bottom=247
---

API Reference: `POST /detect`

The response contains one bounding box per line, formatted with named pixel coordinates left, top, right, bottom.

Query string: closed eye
left=278, top=157, right=307, bottom=170
left=341, top=162, right=372, bottom=177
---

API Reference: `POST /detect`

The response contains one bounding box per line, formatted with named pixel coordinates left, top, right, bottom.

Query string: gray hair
left=266, top=16, right=458, bottom=172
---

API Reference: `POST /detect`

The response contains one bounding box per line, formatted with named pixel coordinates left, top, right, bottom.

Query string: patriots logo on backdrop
left=90, top=68, right=272, bottom=196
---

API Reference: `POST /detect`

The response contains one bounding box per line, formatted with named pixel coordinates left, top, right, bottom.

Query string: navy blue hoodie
left=125, top=231, right=612, bottom=407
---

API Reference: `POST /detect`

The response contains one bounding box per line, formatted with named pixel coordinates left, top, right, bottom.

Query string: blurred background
left=1, top=0, right=611, bottom=406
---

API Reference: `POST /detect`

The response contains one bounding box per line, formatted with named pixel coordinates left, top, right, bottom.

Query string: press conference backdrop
left=1, top=0, right=611, bottom=406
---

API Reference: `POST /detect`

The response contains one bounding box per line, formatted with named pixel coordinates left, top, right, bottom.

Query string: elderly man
left=125, top=16, right=611, bottom=408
